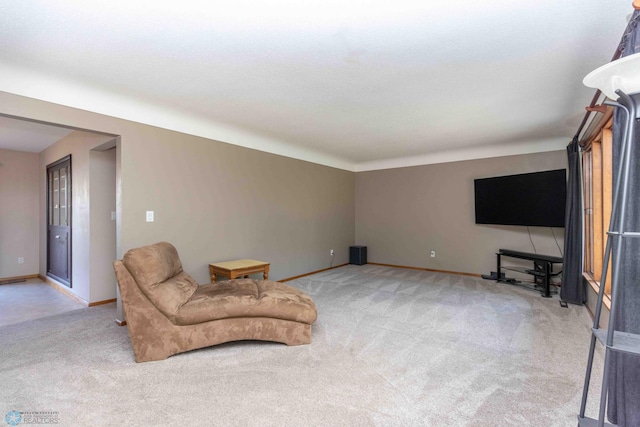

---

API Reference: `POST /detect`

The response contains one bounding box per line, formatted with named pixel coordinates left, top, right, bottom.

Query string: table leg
left=209, top=266, right=217, bottom=283
left=263, top=265, right=269, bottom=280
left=543, top=262, right=552, bottom=298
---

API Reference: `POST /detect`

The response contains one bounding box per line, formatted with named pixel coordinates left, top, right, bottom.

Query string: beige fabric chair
left=113, top=242, right=317, bottom=362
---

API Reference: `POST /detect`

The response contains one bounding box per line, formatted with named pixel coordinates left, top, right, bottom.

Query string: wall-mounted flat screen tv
left=474, top=169, right=566, bottom=227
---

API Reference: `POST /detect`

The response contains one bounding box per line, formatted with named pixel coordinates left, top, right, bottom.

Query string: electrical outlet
left=330, top=249, right=334, bottom=256
left=430, top=250, right=436, bottom=258
left=18, top=257, right=24, bottom=264
left=146, top=211, right=154, bottom=222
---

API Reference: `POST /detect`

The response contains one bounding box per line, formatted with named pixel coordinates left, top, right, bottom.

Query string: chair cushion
left=122, top=242, right=198, bottom=316
left=174, top=279, right=317, bottom=326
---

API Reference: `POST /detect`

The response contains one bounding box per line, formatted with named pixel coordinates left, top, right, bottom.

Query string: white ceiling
left=0, top=1, right=632, bottom=171
left=0, top=116, right=74, bottom=153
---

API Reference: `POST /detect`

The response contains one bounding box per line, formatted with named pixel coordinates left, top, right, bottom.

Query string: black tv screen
left=474, top=169, right=566, bottom=227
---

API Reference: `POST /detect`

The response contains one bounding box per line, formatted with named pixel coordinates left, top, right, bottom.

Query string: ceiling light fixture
left=583, top=51, right=640, bottom=100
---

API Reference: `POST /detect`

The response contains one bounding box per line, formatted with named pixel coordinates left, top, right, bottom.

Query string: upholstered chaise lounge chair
left=113, top=242, right=317, bottom=362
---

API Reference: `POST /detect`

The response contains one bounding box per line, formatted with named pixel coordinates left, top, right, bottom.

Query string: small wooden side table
left=209, top=259, right=270, bottom=283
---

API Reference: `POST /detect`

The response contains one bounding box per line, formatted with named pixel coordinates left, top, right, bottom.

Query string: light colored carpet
left=0, top=265, right=604, bottom=426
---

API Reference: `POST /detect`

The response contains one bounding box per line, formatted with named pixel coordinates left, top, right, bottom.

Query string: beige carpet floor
left=0, top=265, right=605, bottom=426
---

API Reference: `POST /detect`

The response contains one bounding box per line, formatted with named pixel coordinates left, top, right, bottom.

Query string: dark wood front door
left=47, top=155, right=72, bottom=287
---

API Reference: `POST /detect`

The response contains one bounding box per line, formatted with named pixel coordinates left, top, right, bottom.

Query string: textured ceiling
left=0, top=1, right=632, bottom=170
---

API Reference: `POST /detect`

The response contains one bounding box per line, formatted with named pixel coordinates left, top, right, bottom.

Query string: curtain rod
left=573, top=4, right=640, bottom=141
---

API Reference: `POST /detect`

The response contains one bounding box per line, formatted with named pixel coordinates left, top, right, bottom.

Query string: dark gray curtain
left=560, top=136, right=584, bottom=304
left=608, top=10, right=640, bottom=426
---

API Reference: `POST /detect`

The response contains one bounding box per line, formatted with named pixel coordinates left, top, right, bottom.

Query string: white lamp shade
left=583, top=51, right=640, bottom=100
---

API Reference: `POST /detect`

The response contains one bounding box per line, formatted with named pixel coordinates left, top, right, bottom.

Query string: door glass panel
left=60, top=167, right=67, bottom=226
left=53, top=169, right=60, bottom=226
left=48, top=172, right=53, bottom=226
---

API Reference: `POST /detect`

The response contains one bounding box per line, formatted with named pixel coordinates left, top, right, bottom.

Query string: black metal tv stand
left=495, top=249, right=563, bottom=297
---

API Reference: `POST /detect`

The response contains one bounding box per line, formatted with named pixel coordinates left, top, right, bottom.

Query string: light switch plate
left=146, top=211, right=154, bottom=222
left=111, top=211, right=116, bottom=220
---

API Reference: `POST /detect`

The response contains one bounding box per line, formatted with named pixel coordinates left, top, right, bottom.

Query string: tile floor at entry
left=0, top=278, right=86, bottom=327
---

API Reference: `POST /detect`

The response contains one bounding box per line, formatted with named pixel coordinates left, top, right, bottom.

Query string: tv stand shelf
left=495, top=249, right=563, bottom=297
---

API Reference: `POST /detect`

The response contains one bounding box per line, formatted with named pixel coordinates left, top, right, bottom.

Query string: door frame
left=46, top=154, right=72, bottom=287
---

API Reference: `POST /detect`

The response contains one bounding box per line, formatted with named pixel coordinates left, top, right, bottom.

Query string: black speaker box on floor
left=349, top=246, right=367, bottom=265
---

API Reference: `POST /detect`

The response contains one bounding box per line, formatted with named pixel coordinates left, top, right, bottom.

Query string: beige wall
left=0, top=149, right=39, bottom=278
left=90, top=147, right=117, bottom=302
left=355, top=150, right=567, bottom=276
left=3, top=90, right=568, bottom=299
left=1, top=92, right=355, bottom=294
left=118, top=127, right=355, bottom=283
